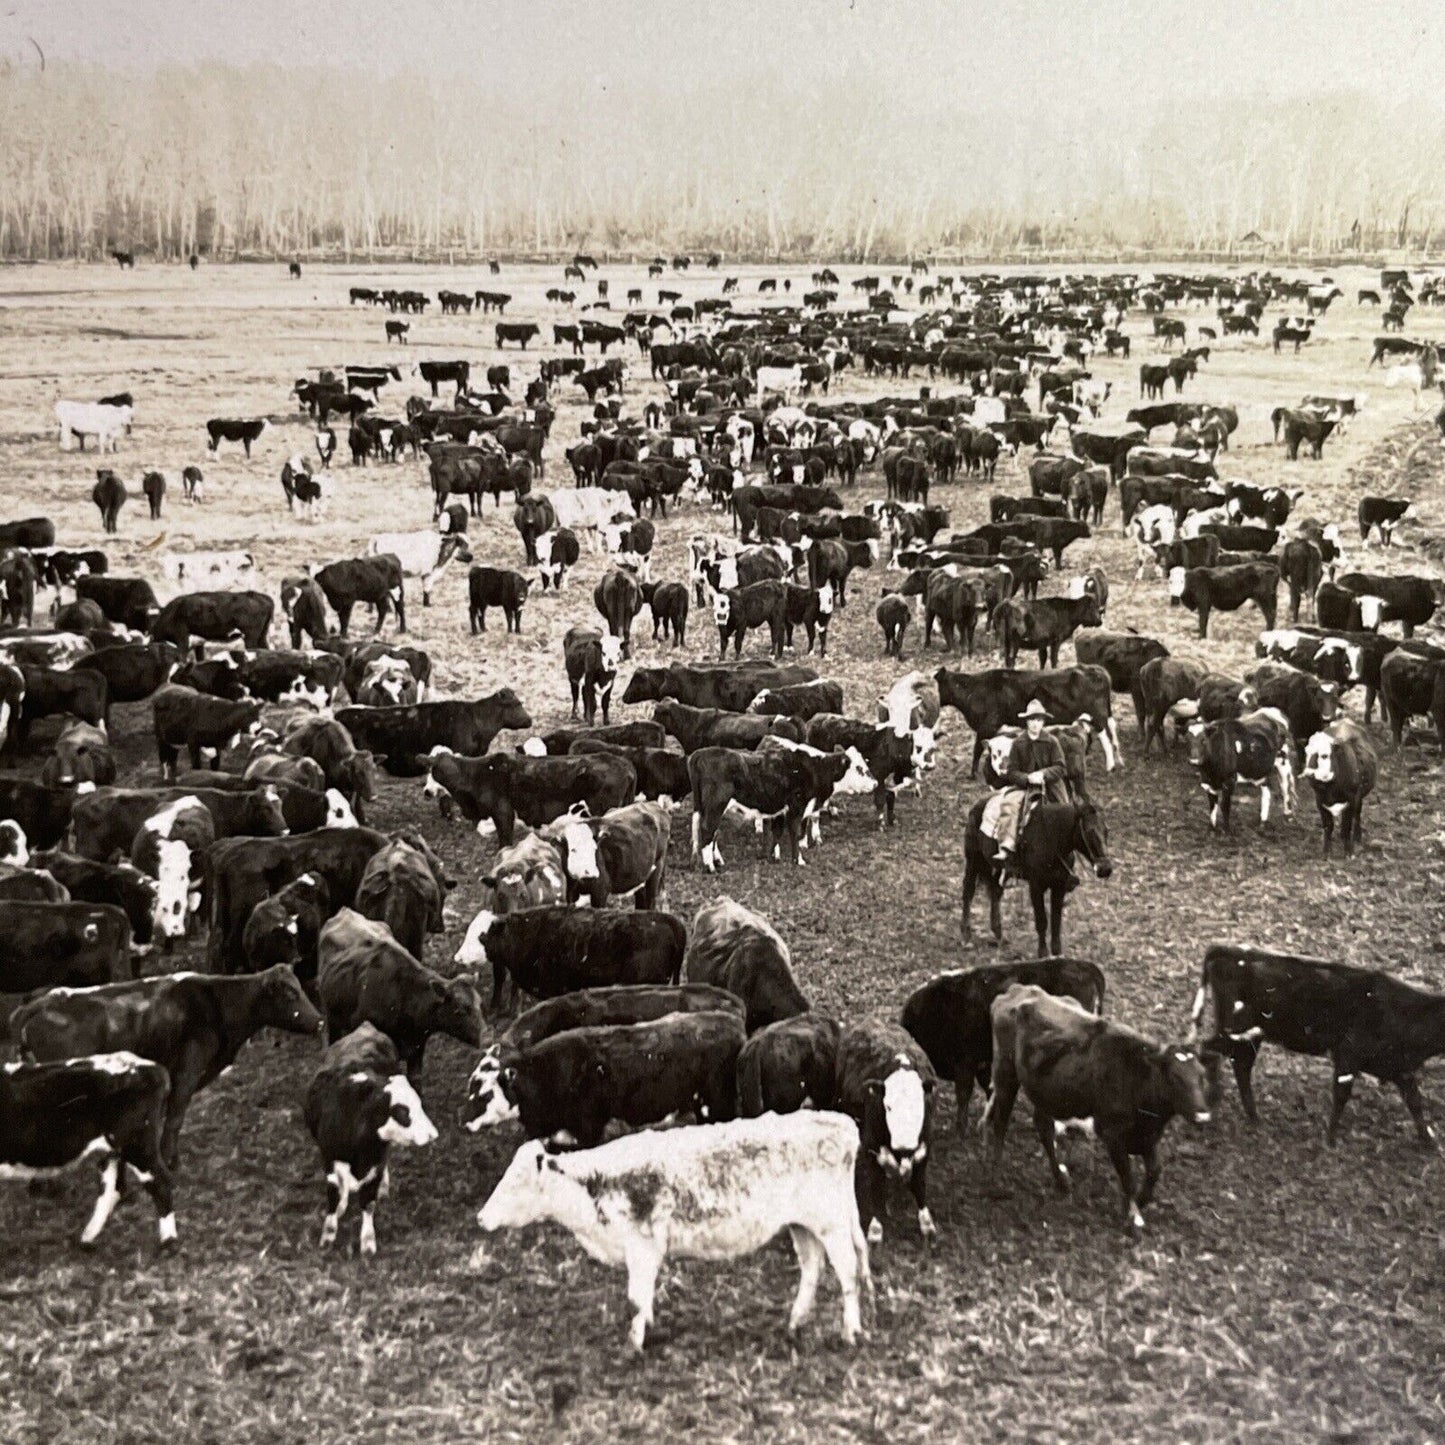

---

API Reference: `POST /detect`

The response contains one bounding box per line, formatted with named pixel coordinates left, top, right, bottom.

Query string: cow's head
left=866, top=1064, right=933, bottom=1181
left=712, top=593, right=732, bottom=627
left=1301, top=730, right=1336, bottom=783
left=462, top=1045, right=517, bottom=1132
left=554, top=817, right=599, bottom=882
left=454, top=908, right=497, bottom=971
left=1160, top=1045, right=1211, bottom=1126
left=324, top=788, right=358, bottom=828
left=1357, top=594, right=1385, bottom=630
left=599, top=634, right=624, bottom=674
left=379, top=1072, right=439, bottom=1148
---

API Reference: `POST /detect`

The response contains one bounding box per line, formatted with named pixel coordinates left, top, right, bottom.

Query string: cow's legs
left=1104, top=1134, right=1146, bottom=1237
left=355, top=1168, right=386, bottom=1255
left=623, top=1238, right=663, bottom=1351
left=1326, top=1063, right=1358, bottom=1145
left=1031, top=1108, right=1070, bottom=1192
left=953, top=1072, right=977, bottom=1140
left=909, top=1158, right=934, bottom=1237
left=860, top=1157, right=886, bottom=1245
left=787, top=1225, right=825, bottom=1332
left=1392, top=1073, right=1435, bottom=1146
left=1136, top=1142, right=1163, bottom=1209
left=1029, top=883, right=1050, bottom=957
left=79, top=1155, right=123, bottom=1246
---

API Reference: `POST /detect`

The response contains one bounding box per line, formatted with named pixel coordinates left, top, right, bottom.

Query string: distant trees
left=0, top=63, right=1440, bottom=261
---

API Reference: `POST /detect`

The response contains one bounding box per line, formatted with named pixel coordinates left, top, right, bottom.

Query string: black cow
left=416, top=360, right=469, bottom=398
left=902, top=959, right=1107, bottom=1136
left=467, top=566, right=530, bottom=634
left=14, top=967, right=320, bottom=1168
left=835, top=1018, right=938, bottom=1242
left=593, top=567, right=643, bottom=657
left=91, top=470, right=126, bottom=533
left=993, top=595, right=1102, bottom=669
left=151, top=590, right=273, bottom=652
left=140, top=470, right=165, bottom=520
left=622, top=660, right=816, bottom=711
left=936, top=664, right=1120, bottom=775
left=151, top=685, right=263, bottom=778
left=1358, top=495, right=1414, bottom=545
left=563, top=625, right=621, bottom=724
left=688, top=744, right=848, bottom=868
left=422, top=749, right=635, bottom=843
left=355, top=837, right=451, bottom=962
left=206, top=418, right=270, bottom=457
left=333, top=690, right=532, bottom=776
left=682, top=895, right=808, bottom=1033
left=1335, top=572, right=1438, bottom=637
left=1173, top=562, right=1278, bottom=638
left=568, top=739, right=688, bottom=802
left=461, top=1010, right=741, bottom=1146
left=14, top=666, right=108, bottom=745
left=0, top=775, right=76, bottom=848
left=0, top=899, right=132, bottom=991
left=737, top=1013, right=842, bottom=1115
left=318, top=909, right=481, bottom=1076
left=1073, top=631, right=1169, bottom=736
left=303, top=1023, right=437, bottom=1255
left=0, top=1053, right=174, bottom=1248
left=1300, top=718, right=1377, bottom=856
left=76, top=575, right=160, bottom=631
left=986, top=985, right=1208, bottom=1237
left=641, top=580, right=689, bottom=645
left=652, top=700, right=803, bottom=754
left=495, top=323, right=540, bottom=349
left=1187, top=708, right=1294, bottom=831
left=28, top=851, right=160, bottom=951
left=454, top=905, right=688, bottom=1016
left=1193, top=944, right=1445, bottom=1146
left=313, top=557, right=406, bottom=637
left=521, top=721, right=666, bottom=755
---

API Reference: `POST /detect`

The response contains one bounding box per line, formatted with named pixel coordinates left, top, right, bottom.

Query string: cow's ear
left=480, top=874, right=497, bottom=889
left=922, top=1077, right=936, bottom=1094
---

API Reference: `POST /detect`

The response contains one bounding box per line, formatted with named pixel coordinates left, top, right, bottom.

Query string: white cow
left=756, top=365, right=804, bottom=403
left=55, top=400, right=132, bottom=453
left=161, top=550, right=258, bottom=590
left=367, top=531, right=472, bottom=606
left=476, top=1112, right=871, bottom=1351
left=551, top=487, right=634, bottom=551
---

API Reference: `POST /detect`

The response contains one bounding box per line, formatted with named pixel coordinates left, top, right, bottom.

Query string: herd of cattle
left=7, top=258, right=1445, bottom=1354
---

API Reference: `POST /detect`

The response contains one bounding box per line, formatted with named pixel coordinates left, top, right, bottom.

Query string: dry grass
left=3, top=261, right=1445, bottom=1442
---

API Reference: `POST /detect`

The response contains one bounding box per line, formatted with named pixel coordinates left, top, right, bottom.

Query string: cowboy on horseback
left=981, top=700, right=1069, bottom=874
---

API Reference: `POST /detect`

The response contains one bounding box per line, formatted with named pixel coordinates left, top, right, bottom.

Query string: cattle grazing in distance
left=985, top=984, right=1209, bottom=1237
left=476, top=1113, right=870, bottom=1350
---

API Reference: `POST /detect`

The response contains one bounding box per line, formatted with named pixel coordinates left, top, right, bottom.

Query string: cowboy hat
left=1019, top=700, right=1050, bottom=721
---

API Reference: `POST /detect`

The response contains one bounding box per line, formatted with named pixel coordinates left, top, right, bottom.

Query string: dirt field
left=3, top=260, right=1445, bottom=1443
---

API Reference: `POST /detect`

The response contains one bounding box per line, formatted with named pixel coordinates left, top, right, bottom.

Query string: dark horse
left=962, top=796, right=1113, bottom=956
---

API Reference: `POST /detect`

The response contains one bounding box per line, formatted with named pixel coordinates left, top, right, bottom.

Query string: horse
left=961, top=796, right=1112, bottom=957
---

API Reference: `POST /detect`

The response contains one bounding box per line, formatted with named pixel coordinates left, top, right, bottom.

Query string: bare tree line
left=0, top=63, right=1440, bottom=262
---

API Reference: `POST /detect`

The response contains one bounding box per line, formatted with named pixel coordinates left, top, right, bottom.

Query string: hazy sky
left=3, top=0, right=1439, bottom=104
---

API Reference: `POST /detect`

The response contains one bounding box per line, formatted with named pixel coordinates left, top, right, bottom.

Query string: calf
left=994, top=595, right=1102, bottom=669
left=541, top=799, right=672, bottom=909
left=714, top=579, right=789, bottom=658
left=242, top=871, right=331, bottom=979
left=317, top=908, right=481, bottom=1074
left=15, top=665, right=108, bottom=745
left=1187, top=707, right=1296, bottom=830
left=14, top=967, right=320, bottom=1168
left=901, top=959, right=1108, bottom=1136
left=835, top=1018, right=937, bottom=1242
left=333, top=690, right=532, bottom=776
left=150, top=590, right=274, bottom=652
left=454, top=904, right=686, bottom=1015
left=986, top=984, right=1209, bottom=1237
left=1193, top=943, right=1445, bottom=1145
left=468, top=565, right=530, bottom=634
left=0, top=1053, right=175, bottom=1248
left=563, top=625, right=622, bottom=726
left=594, top=567, right=644, bottom=656
left=303, top=1022, right=437, bottom=1255
left=534, top=528, right=580, bottom=592
left=568, top=738, right=690, bottom=803
left=1300, top=719, right=1377, bottom=857
left=91, top=470, right=127, bottom=533
left=476, top=1112, right=869, bottom=1350
left=151, top=685, right=264, bottom=778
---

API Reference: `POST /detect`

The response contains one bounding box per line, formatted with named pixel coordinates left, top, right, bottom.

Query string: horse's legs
left=1050, top=886, right=1065, bottom=957
left=1029, top=883, right=1049, bottom=957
